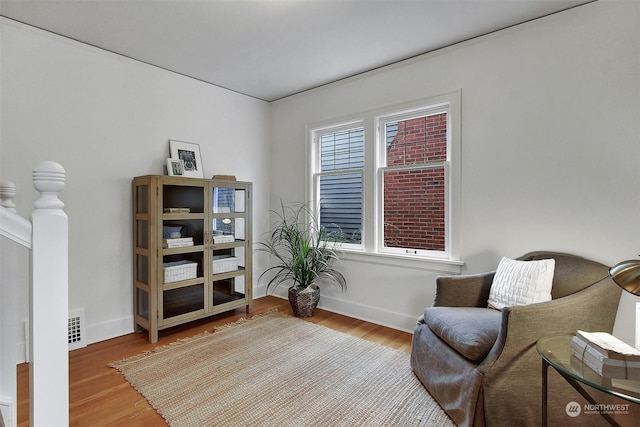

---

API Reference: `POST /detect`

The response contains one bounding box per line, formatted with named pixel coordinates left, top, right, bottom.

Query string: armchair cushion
left=488, top=256, right=555, bottom=309
left=424, top=307, right=501, bottom=362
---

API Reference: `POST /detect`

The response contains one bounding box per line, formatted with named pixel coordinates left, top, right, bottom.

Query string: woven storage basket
left=288, top=285, right=320, bottom=317
left=163, top=260, right=197, bottom=283
left=212, top=255, right=239, bottom=274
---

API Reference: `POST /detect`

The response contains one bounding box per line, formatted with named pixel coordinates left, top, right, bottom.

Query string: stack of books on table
left=163, top=237, right=194, bottom=249
left=571, top=330, right=640, bottom=380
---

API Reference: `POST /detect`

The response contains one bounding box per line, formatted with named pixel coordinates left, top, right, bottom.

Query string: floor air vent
left=68, top=309, right=87, bottom=350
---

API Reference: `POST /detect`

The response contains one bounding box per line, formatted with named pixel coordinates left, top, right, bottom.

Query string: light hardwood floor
left=17, top=296, right=413, bottom=426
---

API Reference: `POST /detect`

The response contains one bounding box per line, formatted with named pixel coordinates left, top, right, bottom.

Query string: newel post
left=30, top=161, right=68, bottom=426
left=0, top=181, right=17, bottom=212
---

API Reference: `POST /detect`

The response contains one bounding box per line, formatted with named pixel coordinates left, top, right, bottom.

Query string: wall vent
left=68, top=309, right=87, bottom=351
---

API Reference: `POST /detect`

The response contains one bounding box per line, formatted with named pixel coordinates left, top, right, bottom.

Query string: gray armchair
left=410, top=252, right=622, bottom=427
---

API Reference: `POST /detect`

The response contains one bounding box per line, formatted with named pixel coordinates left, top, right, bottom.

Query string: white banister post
left=30, top=161, right=68, bottom=426
left=0, top=181, right=19, bottom=427
left=0, top=181, right=17, bottom=212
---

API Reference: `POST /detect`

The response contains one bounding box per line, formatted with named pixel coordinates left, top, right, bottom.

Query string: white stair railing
left=0, top=181, right=32, bottom=249
left=0, top=181, right=23, bottom=427
left=0, top=161, right=69, bottom=427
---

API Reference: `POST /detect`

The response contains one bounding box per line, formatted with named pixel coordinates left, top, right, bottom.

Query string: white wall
left=0, top=19, right=271, bottom=355
left=1, top=1, right=639, bottom=350
left=270, top=1, right=640, bottom=340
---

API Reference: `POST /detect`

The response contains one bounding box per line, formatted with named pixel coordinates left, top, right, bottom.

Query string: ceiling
left=1, top=0, right=592, bottom=102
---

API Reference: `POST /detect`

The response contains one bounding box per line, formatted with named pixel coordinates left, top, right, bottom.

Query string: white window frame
left=376, top=103, right=451, bottom=259
left=309, top=119, right=366, bottom=251
left=307, top=90, right=462, bottom=272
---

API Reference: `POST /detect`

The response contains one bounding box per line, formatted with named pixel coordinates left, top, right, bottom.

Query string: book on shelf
left=212, top=174, right=236, bottom=181
left=163, top=242, right=194, bottom=248
left=213, top=234, right=235, bottom=244
left=163, top=237, right=194, bottom=248
left=571, top=332, right=640, bottom=380
left=164, top=207, right=191, bottom=213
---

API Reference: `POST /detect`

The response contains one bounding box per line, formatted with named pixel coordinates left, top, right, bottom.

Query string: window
left=379, top=107, right=449, bottom=257
left=312, top=124, right=364, bottom=245
left=309, top=91, right=460, bottom=263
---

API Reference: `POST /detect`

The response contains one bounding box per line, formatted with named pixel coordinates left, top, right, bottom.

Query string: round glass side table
left=537, top=334, right=640, bottom=427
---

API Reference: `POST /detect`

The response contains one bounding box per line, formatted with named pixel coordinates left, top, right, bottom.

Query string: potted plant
left=257, top=202, right=346, bottom=317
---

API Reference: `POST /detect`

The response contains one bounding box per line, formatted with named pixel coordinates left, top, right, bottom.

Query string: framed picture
left=166, top=158, right=185, bottom=176
left=169, top=140, right=204, bottom=178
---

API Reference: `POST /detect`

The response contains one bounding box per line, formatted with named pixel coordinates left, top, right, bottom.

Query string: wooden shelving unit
left=132, top=175, right=252, bottom=343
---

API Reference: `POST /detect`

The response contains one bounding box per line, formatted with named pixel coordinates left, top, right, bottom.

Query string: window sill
left=339, top=250, right=463, bottom=274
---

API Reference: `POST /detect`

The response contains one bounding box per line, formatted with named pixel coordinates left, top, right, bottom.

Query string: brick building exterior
left=384, top=113, right=447, bottom=251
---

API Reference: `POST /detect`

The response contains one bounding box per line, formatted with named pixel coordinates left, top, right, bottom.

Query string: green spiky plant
left=257, top=202, right=346, bottom=293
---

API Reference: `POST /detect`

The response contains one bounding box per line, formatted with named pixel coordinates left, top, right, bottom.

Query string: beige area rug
left=110, top=311, right=454, bottom=427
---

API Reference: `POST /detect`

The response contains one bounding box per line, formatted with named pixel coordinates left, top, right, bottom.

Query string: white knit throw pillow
left=488, top=257, right=555, bottom=310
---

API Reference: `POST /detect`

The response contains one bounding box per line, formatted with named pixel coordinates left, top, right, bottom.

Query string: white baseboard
left=317, top=294, right=417, bottom=333
left=266, top=293, right=417, bottom=333
left=16, top=342, right=26, bottom=365
left=83, top=300, right=416, bottom=344
left=17, top=320, right=28, bottom=364
left=86, top=316, right=135, bottom=346
left=16, top=315, right=135, bottom=361
left=14, top=299, right=415, bottom=357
